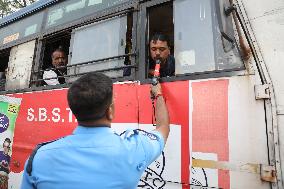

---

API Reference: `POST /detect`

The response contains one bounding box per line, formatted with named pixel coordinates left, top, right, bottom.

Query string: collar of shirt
left=73, top=125, right=113, bottom=135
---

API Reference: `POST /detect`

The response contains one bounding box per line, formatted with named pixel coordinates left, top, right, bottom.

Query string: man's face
left=3, top=141, right=10, bottom=155
left=52, top=51, right=67, bottom=68
left=150, top=40, right=170, bottom=64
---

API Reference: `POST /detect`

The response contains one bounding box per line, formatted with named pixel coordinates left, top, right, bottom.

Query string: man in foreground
left=21, top=72, right=170, bottom=189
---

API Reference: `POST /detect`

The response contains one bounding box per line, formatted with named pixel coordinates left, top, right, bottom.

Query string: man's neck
left=78, top=119, right=111, bottom=128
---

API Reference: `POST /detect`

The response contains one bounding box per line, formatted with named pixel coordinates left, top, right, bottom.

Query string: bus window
left=45, top=0, right=129, bottom=30
left=0, top=11, right=44, bottom=46
left=67, top=14, right=133, bottom=81
left=174, top=0, right=244, bottom=75
left=146, top=2, right=174, bottom=78
left=0, top=49, right=10, bottom=91
left=123, top=13, right=133, bottom=76
left=38, top=32, right=71, bottom=86
left=5, top=40, right=36, bottom=90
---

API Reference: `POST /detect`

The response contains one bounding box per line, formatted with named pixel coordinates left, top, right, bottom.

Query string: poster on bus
left=0, top=95, right=21, bottom=189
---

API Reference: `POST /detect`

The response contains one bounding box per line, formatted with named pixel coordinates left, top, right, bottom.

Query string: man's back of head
left=67, top=72, right=113, bottom=123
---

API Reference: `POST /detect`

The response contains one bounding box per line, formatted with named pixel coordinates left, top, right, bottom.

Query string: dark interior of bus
left=41, top=32, right=71, bottom=70
left=36, top=32, right=71, bottom=86
left=35, top=2, right=175, bottom=82
left=124, top=13, right=133, bottom=67
left=146, top=2, right=174, bottom=78
left=0, top=48, right=10, bottom=90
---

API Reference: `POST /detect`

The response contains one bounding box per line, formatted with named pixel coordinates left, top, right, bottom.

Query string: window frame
left=29, top=8, right=138, bottom=90
left=0, top=0, right=249, bottom=94
left=138, top=0, right=246, bottom=84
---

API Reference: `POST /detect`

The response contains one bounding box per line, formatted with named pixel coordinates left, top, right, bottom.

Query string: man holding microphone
left=21, top=72, right=169, bottom=189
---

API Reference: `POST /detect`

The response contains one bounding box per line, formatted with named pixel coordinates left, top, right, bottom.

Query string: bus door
left=137, top=0, right=272, bottom=189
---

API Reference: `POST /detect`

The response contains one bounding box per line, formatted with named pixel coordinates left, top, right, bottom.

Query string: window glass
left=45, top=0, right=129, bottom=29
left=69, top=15, right=127, bottom=78
left=0, top=12, right=44, bottom=45
left=174, top=0, right=244, bottom=75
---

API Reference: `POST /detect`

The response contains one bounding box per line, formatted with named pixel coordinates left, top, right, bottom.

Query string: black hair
left=4, top=138, right=11, bottom=143
left=67, top=72, right=113, bottom=122
left=3, top=138, right=11, bottom=147
left=150, top=33, right=171, bottom=47
left=51, top=46, right=65, bottom=58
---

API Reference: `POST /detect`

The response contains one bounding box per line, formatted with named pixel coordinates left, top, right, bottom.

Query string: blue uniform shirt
left=21, top=126, right=164, bottom=189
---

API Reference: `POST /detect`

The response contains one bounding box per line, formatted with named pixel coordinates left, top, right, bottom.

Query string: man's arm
left=151, top=83, right=170, bottom=144
left=20, top=161, right=36, bottom=189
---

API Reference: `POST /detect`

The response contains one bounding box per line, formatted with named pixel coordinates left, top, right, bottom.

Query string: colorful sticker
left=0, top=96, right=21, bottom=189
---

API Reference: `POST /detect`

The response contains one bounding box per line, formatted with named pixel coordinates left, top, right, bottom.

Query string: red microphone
left=152, top=59, right=161, bottom=86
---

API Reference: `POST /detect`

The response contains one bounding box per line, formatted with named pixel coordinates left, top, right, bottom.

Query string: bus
left=0, top=0, right=283, bottom=188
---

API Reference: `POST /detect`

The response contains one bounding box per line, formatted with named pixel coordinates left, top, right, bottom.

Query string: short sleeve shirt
left=20, top=126, right=164, bottom=189
left=42, top=70, right=60, bottom=85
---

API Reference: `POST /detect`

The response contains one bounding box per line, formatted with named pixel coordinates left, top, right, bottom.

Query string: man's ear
left=106, top=104, right=114, bottom=121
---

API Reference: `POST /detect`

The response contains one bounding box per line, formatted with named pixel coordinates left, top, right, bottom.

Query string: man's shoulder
left=24, top=137, right=67, bottom=176
left=36, top=137, right=67, bottom=153
left=121, top=129, right=163, bottom=143
left=168, top=54, right=175, bottom=64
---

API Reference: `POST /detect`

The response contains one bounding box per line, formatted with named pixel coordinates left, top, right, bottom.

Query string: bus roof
left=0, top=0, right=58, bottom=28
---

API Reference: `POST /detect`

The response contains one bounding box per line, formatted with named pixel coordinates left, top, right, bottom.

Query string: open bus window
left=146, top=2, right=174, bottom=78
left=0, top=49, right=10, bottom=91
left=67, top=13, right=133, bottom=81
left=173, top=0, right=244, bottom=75
left=39, top=32, right=71, bottom=86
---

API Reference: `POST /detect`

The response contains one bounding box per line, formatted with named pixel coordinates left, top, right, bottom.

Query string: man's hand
left=148, top=69, right=155, bottom=77
left=151, top=83, right=162, bottom=97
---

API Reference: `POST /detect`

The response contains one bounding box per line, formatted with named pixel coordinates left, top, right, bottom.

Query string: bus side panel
left=228, top=76, right=269, bottom=189
left=190, top=77, right=269, bottom=189
left=240, top=1, right=284, bottom=184
left=9, top=88, right=75, bottom=188
left=136, top=80, right=230, bottom=189
left=10, top=88, right=76, bottom=173
left=132, top=78, right=268, bottom=189
left=137, top=81, right=189, bottom=189
left=7, top=77, right=269, bottom=189
left=191, top=79, right=229, bottom=189
left=6, top=40, right=36, bottom=90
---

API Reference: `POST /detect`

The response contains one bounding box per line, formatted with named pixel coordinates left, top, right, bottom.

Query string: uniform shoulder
left=121, top=129, right=161, bottom=141
left=25, top=137, right=65, bottom=176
